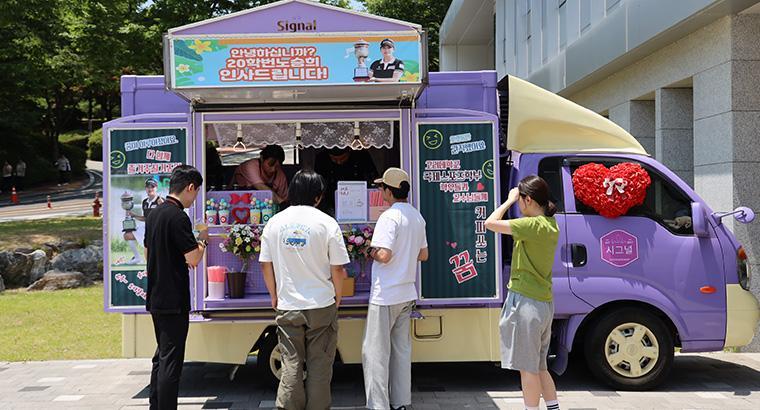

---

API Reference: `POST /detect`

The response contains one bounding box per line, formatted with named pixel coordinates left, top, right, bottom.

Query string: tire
left=256, top=331, right=282, bottom=387
left=584, top=307, right=674, bottom=390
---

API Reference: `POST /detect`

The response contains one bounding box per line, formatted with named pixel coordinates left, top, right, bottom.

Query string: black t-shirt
left=370, top=58, right=405, bottom=79
left=314, top=150, right=379, bottom=214
left=144, top=196, right=198, bottom=314
left=141, top=196, right=163, bottom=220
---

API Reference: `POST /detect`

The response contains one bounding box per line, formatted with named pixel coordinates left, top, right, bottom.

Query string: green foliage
left=360, top=0, right=452, bottom=72
left=88, top=128, right=104, bottom=161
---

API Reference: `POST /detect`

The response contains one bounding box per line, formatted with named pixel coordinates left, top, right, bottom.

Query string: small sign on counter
left=336, top=181, right=368, bottom=222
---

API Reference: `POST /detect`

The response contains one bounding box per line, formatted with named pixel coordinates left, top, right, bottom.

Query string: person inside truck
left=484, top=176, right=562, bottom=410
left=230, top=145, right=289, bottom=203
left=314, top=147, right=379, bottom=215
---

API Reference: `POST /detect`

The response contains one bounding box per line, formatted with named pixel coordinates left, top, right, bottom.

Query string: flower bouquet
left=342, top=226, right=374, bottom=297
left=219, top=224, right=262, bottom=298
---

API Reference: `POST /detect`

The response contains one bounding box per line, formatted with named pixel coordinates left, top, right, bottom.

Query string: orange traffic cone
left=10, top=186, right=18, bottom=204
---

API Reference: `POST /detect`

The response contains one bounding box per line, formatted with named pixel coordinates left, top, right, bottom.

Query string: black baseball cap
left=380, top=38, right=395, bottom=48
left=145, top=178, right=158, bottom=188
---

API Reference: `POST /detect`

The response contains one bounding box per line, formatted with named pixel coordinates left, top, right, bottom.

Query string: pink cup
left=207, top=266, right=227, bottom=300
left=207, top=266, right=227, bottom=283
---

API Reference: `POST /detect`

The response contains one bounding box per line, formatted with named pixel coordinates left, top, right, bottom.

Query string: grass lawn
left=0, top=283, right=120, bottom=361
left=0, top=217, right=102, bottom=251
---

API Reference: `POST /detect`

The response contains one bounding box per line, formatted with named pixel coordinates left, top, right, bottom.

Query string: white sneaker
left=127, top=257, right=144, bottom=265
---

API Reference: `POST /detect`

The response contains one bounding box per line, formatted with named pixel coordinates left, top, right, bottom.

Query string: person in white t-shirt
left=362, top=167, right=429, bottom=410
left=259, top=169, right=350, bottom=410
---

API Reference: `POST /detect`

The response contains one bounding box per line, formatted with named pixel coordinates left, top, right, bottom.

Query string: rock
left=27, top=270, right=91, bottom=291
left=0, top=274, right=5, bottom=293
left=42, top=242, right=60, bottom=254
left=13, top=247, right=35, bottom=254
left=0, top=251, right=33, bottom=287
left=28, top=250, right=49, bottom=283
left=91, top=239, right=103, bottom=247
left=51, top=245, right=103, bottom=280
left=57, top=239, right=83, bottom=251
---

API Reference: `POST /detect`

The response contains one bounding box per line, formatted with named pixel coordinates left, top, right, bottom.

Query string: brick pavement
left=1, top=353, right=759, bottom=409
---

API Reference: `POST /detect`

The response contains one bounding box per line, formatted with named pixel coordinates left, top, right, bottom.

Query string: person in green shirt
left=485, top=175, right=561, bottom=410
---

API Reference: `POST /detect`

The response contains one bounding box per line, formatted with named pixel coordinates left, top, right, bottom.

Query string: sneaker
left=127, top=257, right=144, bottom=265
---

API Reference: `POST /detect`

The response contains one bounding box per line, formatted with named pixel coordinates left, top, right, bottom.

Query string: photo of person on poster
left=369, top=38, right=405, bottom=83
left=119, top=178, right=165, bottom=265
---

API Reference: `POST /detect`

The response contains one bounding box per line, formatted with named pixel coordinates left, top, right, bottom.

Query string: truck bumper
left=724, top=284, right=760, bottom=348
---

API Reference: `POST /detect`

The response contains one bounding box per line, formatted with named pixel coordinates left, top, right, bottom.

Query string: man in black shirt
left=314, top=147, right=379, bottom=215
left=144, top=165, right=207, bottom=410
left=369, top=38, right=405, bottom=82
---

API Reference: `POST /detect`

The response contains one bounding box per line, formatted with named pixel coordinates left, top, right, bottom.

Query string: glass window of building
left=606, top=0, right=621, bottom=12
left=559, top=0, right=567, bottom=49
left=581, top=0, right=591, bottom=33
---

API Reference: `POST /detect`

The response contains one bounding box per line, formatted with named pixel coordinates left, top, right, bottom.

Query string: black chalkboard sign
left=417, top=122, right=499, bottom=299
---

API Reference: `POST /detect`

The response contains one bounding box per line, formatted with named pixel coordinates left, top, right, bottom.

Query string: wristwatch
left=198, top=239, right=208, bottom=248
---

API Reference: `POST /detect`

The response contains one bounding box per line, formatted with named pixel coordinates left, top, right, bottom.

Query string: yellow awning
left=506, top=76, right=648, bottom=155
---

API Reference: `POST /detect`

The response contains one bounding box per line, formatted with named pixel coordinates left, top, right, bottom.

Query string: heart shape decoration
left=445, top=241, right=458, bottom=249
left=476, top=182, right=485, bottom=191
left=231, top=207, right=250, bottom=224
left=571, top=162, right=652, bottom=218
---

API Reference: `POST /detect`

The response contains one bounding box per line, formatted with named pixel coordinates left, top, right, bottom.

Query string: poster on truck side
left=416, top=122, right=500, bottom=300
left=169, top=32, right=423, bottom=88
left=106, top=128, right=188, bottom=310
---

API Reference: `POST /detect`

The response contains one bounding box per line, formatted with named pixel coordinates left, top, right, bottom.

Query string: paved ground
left=1, top=353, right=760, bottom=409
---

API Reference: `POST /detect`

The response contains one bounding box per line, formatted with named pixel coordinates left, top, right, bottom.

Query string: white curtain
left=210, top=121, right=393, bottom=149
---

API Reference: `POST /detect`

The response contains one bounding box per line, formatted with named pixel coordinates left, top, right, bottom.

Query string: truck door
left=522, top=155, right=591, bottom=317
left=562, top=156, right=727, bottom=352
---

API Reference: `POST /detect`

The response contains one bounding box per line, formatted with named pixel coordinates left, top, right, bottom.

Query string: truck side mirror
left=692, top=202, right=710, bottom=237
left=712, top=206, right=756, bottom=225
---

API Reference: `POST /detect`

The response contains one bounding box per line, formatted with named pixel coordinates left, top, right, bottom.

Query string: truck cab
left=501, top=75, right=760, bottom=389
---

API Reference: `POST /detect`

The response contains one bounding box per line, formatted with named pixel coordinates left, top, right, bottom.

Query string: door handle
left=571, top=244, right=587, bottom=267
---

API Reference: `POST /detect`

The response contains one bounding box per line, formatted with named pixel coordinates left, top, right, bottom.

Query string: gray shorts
left=499, top=291, right=554, bottom=373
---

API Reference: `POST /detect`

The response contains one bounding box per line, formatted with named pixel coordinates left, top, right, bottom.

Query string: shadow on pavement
left=129, top=353, right=760, bottom=408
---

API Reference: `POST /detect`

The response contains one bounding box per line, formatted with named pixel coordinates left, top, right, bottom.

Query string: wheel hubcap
left=270, top=344, right=283, bottom=380
left=604, top=322, right=659, bottom=378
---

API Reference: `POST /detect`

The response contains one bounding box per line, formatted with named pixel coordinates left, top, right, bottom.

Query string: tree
left=360, top=0, right=452, bottom=72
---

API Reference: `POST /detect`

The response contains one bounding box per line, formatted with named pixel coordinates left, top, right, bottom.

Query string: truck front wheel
left=584, top=308, right=674, bottom=390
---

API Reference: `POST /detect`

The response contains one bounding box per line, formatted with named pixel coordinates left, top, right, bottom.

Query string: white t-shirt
left=259, top=205, right=350, bottom=311
left=369, top=202, right=428, bottom=305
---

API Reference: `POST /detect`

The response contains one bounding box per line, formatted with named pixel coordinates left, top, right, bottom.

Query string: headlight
left=738, top=246, right=750, bottom=291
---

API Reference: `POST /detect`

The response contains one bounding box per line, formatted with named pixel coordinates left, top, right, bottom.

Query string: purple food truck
left=102, top=0, right=759, bottom=390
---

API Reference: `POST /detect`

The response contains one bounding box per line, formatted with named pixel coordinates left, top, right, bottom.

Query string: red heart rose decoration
left=231, top=207, right=250, bottom=224
left=572, top=162, right=651, bottom=218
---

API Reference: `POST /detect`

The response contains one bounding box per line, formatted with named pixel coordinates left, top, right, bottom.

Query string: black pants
left=149, top=312, right=189, bottom=410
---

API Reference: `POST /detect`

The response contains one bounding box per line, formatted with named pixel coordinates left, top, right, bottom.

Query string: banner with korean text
left=170, top=33, right=422, bottom=88
left=106, top=128, right=187, bottom=309
left=417, top=123, right=499, bottom=300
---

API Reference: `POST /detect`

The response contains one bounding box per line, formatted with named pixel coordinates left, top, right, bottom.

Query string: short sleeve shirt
left=259, top=205, right=350, bottom=311
left=144, top=196, right=198, bottom=313
left=508, top=216, right=560, bottom=302
left=142, top=196, right=163, bottom=220
left=369, top=202, right=428, bottom=305
left=370, top=58, right=405, bottom=79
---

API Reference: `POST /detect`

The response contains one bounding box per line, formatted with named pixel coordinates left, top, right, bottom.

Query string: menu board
left=417, top=123, right=498, bottom=299
left=106, top=127, right=188, bottom=309
left=336, top=181, right=368, bottom=222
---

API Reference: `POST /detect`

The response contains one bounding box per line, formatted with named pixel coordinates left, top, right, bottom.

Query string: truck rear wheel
left=584, top=308, right=673, bottom=390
